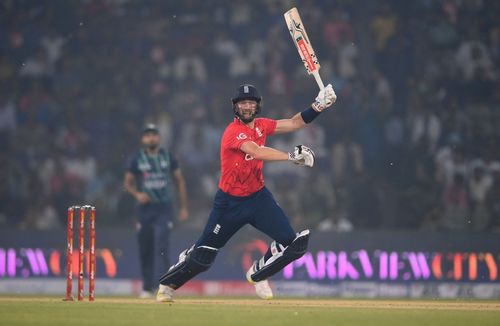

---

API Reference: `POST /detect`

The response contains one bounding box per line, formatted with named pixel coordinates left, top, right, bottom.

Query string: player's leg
left=137, top=221, right=155, bottom=295
left=247, top=229, right=310, bottom=280
left=153, top=216, right=172, bottom=291
left=157, top=244, right=218, bottom=301
left=158, top=190, right=250, bottom=301
left=248, top=187, right=310, bottom=283
left=158, top=208, right=247, bottom=290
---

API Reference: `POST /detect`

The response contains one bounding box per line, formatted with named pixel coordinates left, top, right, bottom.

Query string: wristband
left=300, top=107, right=321, bottom=124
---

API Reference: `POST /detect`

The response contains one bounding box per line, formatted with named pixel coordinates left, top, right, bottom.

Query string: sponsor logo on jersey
left=138, top=163, right=151, bottom=171
left=236, top=132, right=248, bottom=140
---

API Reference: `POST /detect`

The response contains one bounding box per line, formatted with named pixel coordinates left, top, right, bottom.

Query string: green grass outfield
left=1, top=296, right=499, bottom=326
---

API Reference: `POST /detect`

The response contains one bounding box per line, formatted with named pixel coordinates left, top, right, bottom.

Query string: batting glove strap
left=288, top=151, right=302, bottom=162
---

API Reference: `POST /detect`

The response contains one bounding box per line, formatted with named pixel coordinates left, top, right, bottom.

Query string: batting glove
left=311, top=84, right=337, bottom=112
left=288, top=145, right=315, bottom=167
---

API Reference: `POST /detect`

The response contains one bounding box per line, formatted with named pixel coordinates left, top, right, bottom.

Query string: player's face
left=236, top=100, right=257, bottom=123
left=142, top=132, right=160, bottom=150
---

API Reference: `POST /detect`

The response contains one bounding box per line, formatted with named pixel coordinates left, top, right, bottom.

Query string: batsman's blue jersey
left=127, top=149, right=179, bottom=204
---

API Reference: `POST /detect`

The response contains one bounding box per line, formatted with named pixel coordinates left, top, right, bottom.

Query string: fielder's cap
left=142, top=123, right=159, bottom=134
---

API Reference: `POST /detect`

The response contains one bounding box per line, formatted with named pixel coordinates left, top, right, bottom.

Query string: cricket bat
left=284, top=7, right=325, bottom=90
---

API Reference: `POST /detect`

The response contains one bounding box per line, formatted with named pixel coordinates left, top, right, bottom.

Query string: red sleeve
left=259, top=118, right=277, bottom=136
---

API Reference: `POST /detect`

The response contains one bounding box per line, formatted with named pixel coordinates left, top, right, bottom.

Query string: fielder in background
left=124, top=124, right=189, bottom=298
left=157, top=83, right=336, bottom=302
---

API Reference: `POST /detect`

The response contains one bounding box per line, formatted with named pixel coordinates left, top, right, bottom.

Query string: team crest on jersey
left=255, top=127, right=263, bottom=137
left=160, top=160, right=168, bottom=169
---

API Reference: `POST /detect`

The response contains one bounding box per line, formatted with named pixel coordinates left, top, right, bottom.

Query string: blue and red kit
left=196, top=117, right=296, bottom=249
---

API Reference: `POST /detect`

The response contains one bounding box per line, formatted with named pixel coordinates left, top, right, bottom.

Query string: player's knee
left=159, top=245, right=218, bottom=289
left=187, top=245, right=218, bottom=272
left=286, top=229, right=310, bottom=258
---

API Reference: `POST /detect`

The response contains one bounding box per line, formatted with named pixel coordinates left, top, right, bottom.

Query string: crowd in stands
left=0, top=0, right=499, bottom=232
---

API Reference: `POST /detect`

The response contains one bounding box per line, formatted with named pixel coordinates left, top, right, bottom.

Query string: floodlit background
left=0, top=0, right=499, bottom=298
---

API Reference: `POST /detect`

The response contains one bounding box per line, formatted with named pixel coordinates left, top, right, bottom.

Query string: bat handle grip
left=313, top=71, right=325, bottom=90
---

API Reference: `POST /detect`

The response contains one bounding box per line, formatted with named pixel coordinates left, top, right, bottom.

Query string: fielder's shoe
left=156, top=284, right=174, bottom=302
left=246, top=263, right=273, bottom=300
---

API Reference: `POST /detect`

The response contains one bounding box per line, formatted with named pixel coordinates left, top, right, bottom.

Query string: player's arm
left=173, top=168, right=189, bottom=221
left=274, top=84, right=337, bottom=134
left=240, top=141, right=315, bottom=167
left=274, top=112, right=306, bottom=134
left=240, top=141, right=289, bottom=161
left=123, top=172, right=150, bottom=204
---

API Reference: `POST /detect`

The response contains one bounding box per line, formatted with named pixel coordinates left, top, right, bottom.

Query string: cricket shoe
left=246, top=263, right=273, bottom=300
left=156, top=284, right=174, bottom=302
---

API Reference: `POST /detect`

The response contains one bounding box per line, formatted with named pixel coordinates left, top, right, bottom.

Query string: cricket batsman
left=157, top=83, right=336, bottom=301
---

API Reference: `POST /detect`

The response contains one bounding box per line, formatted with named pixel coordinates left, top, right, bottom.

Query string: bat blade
left=284, top=7, right=325, bottom=90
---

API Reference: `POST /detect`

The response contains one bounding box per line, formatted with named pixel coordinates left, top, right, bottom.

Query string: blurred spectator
left=372, top=69, right=393, bottom=110
left=455, top=39, right=496, bottom=81
left=468, top=162, right=493, bottom=230
left=300, top=171, right=348, bottom=232
left=0, top=155, right=25, bottom=227
left=427, top=9, right=458, bottom=48
left=40, top=29, right=65, bottom=67
left=0, top=1, right=498, bottom=233
left=331, top=131, right=364, bottom=184
left=0, top=94, right=17, bottom=136
left=439, top=172, right=469, bottom=230
left=62, top=146, right=97, bottom=185
left=383, top=108, right=405, bottom=170
left=371, top=3, right=398, bottom=52
left=349, top=172, right=382, bottom=229
left=323, top=9, right=354, bottom=48
left=486, top=165, right=500, bottom=232
left=435, top=145, right=468, bottom=186
left=489, top=26, right=500, bottom=64
left=19, top=49, right=53, bottom=78
left=292, top=123, right=327, bottom=160
left=407, top=100, right=441, bottom=153
left=337, top=34, right=358, bottom=80
left=19, top=197, right=60, bottom=230
left=172, top=49, right=207, bottom=82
